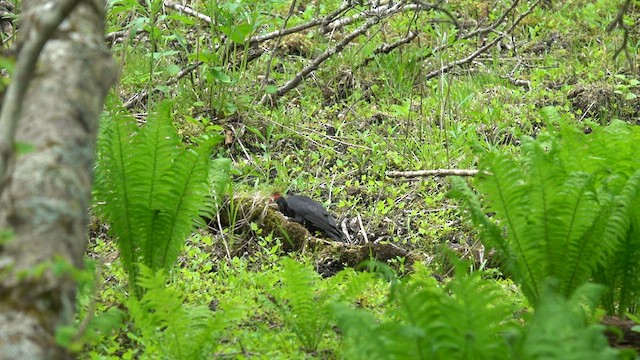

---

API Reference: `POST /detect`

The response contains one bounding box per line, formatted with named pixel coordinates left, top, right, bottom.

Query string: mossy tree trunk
left=0, top=0, right=115, bottom=357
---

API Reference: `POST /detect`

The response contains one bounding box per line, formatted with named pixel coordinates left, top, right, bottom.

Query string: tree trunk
left=0, top=0, right=115, bottom=357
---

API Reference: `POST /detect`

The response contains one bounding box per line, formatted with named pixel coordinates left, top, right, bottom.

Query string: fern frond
left=596, top=170, right=640, bottom=315
left=477, top=151, right=544, bottom=301
left=523, top=139, right=566, bottom=282
left=95, top=99, right=220, bottom=295
left=151, top=143, right=213, bottom=271
left=272, top=258, right=330, bottom=352
left=440, top=270, right=516, bottom=359
left=449, top=177, right=513, bottom=265
left=545, top=172, right=601, bottom=295
left=335, top=266, right=515, bottom=359
left=517, top=283, right=618, bottom=360
left=614, top=208, right=640, bottom=315
left=94, top=102, right=149, bottom=289
left=127, top=265, right=229, bottom=359
left=138, top=101, right=182, bottom=269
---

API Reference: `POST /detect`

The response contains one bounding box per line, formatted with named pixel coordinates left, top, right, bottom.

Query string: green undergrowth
left=76, top=0, right=640, bottom=357
left=80, top=234, right=628, bottom=359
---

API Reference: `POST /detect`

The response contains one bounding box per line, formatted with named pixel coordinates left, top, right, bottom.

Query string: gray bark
left=0, top=0, right=115, bottom=357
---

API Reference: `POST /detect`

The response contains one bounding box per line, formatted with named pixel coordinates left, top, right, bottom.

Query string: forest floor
left=84, top=0, right=640, bottom=357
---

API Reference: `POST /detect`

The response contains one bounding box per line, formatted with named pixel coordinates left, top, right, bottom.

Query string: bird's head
left=271, top=192, right=288, bottom=212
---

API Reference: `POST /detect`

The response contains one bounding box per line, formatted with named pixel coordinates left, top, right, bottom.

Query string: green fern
left=269, top=257, right=333, bottom=352
left=334, top=263, right=516, bottom=359
left=451, top=114, right=640, bottom=307
left=94, top=97, right=224, bottom=295
left=126, top=265, right=233, bottom=359
left=94, top=97, right=146, bottom=291
left=515, top=283, right=618, bottom=360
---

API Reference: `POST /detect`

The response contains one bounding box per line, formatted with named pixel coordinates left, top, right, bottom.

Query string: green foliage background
left=75, top=0, right=640, bottom=358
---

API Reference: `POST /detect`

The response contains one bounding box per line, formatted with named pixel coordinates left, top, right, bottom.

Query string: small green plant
left=613, top=74, right=639, bottom=100
left=94, top=98, right=227, bottom=296
left=126, top=265, right=235, bottom=359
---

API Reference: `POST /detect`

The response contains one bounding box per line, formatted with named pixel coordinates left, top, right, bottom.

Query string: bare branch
left=249, top=1, right=355, bottom=45
left=322, top=2, right=438, bottom=34
left=606, top=0, right=633, bottom=68
left=424, top=0, right=540, bottom=80
left=261, top=1, right=408, bottom=104
left=358, top=29, right=418, bottom=68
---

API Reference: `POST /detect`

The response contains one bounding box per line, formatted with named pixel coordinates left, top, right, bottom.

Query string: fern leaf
left=138, top=100, right=182, bottom=268
left=274, top=258, right=329, bottom=352
left=518, top=283, right=618, bottom=360
left=152, top=143, right=213, bottom=271
left=596, top=170, right=640, bottom=315
left=477, top=152, right=543, bottom=301
left=545, top=172, right=600, bottom=296
left=94, top=103, right=149, bottom=289
left=523, top=139, right=566, bottom=282
left=127, top=265, right=227, bottom=359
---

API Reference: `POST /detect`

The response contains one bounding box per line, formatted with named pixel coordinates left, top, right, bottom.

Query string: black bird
left=272, top=193, right=344, bottom=242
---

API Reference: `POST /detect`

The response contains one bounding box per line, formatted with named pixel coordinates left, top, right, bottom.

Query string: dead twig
left=606, top=0, right=633, bottom=69
left=386, top=169, right=480, bottom=178
left=124, top=61, right=203, bottom=109
left=340, top=218, right=352, bottom=244
left=250, top=1, right=354, bottom=44
left=356, top=213, right=368, bottom=244
left=322, top=2, right=441, bottom=34
left=164, top=1, right=212, bottom=23
left=358, top=30, right=418, bottom=68
left=416, top=0, right=522, bottom=63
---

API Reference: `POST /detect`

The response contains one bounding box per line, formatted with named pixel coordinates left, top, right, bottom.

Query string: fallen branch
left=606, top=0, right=632, bottom=68
left=416, top=0, right=521, bottom=63
left=250, top=1, right=353, bottom=44
left=358, top=29, right=418, bottom=68
left=386, top=169, right=480, bottom=178
left=322, top=2, right=441, bottom=34
left=164, top=1, right=212, bottom=23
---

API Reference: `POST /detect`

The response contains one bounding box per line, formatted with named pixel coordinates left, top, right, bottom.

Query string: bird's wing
left=303, top=211, right=343, bottom=241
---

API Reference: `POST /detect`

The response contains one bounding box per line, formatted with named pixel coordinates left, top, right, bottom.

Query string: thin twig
left=386, top=169, right=480, bottom=178
left=358, top=30, right=418, bottom=68
left=259, top=0, right=297, bottom=98
left=322, top=2, right=438, bottom=34
left=164, top=1, right=212, bottom=23
left=263, top=116, right=373, bottom=151
left=341, top=218, right=352, bottom=244
left=606, top=0, right=632, bottom=68
left=250, top=0, right=354, bottom=44
left=356, top=213, right=368, bottom=244
left=124, top=61, right=203, bottom=109
left=0, top=0, right=83, bottom=194
left=416, top=0, right=522, bottom=63
left=72, top=259, right=103, bottom=343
